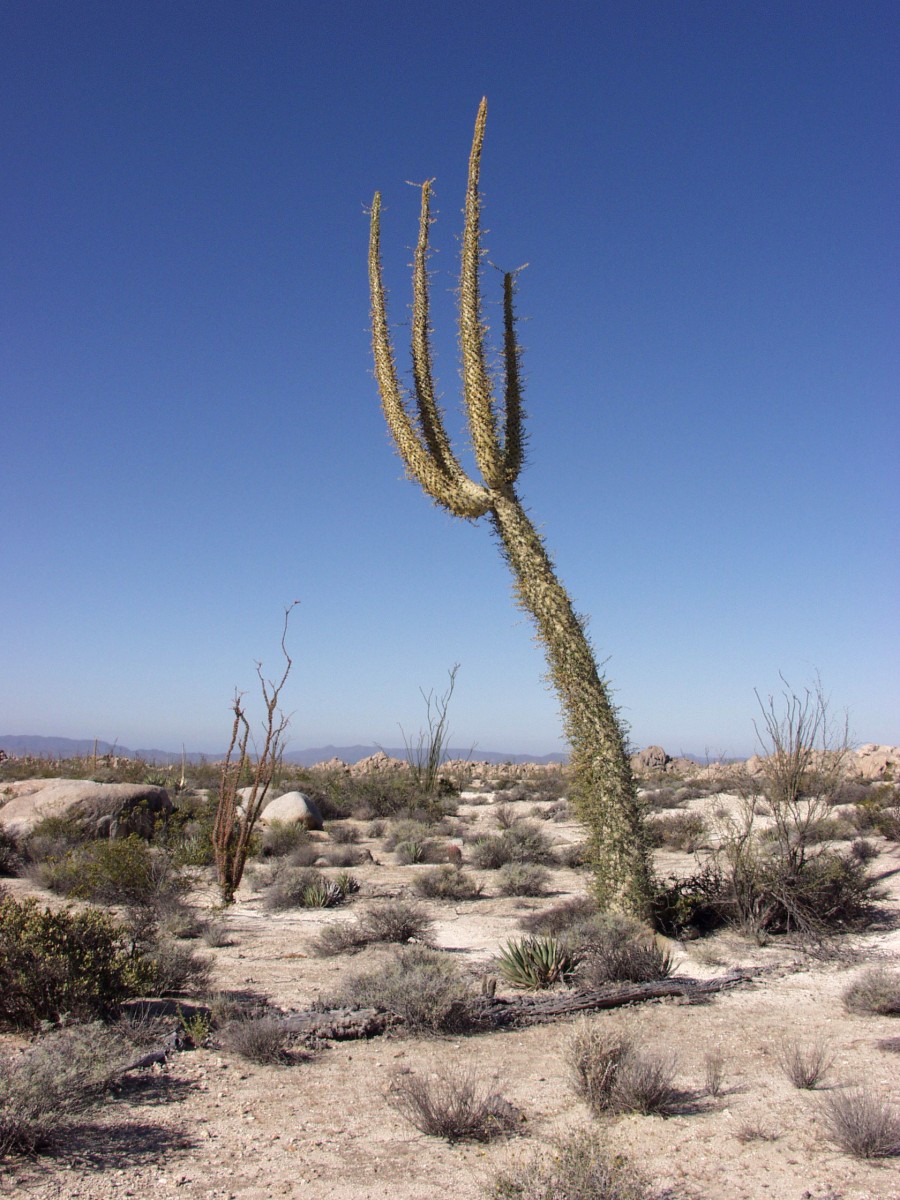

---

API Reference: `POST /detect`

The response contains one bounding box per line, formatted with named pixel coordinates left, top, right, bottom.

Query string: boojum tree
left=368, top=99, right=652, bottom=916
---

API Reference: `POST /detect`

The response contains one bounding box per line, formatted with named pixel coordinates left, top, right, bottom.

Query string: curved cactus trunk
left=368, top=100, right=653, bottom=916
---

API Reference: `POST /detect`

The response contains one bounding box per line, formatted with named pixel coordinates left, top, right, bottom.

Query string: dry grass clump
left=776, top=1037, right=834, bottom=1088
left=488, top=1125, right=651, bottom=1200
left=568, top=1021, right=679, bottom=1116
left=842, top=965, right=900, bottom=1016
left=330, top=945, right=470, bottom=1032
left=496, top=862, right=550, bottom=897
left=821, top=1086, right=900, bottom=1158
left=387, top=1063, right=520, bottom=1142
left=413, top=865, right=483, bottom=900
left=219, top=1015, right=302, bottom=1065
left=0, top=1023, right=133, bottom=1158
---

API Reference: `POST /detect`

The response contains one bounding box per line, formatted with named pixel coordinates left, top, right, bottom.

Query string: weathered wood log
left=120, top=971, right=753, bottom=1068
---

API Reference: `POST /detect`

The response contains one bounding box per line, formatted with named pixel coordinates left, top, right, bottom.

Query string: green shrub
left=30, top=835, right=185, bottom=913
left=258, top=819, right=310, bottom=859
left=22, top=815, right=94, bottom=863
left=497, top=936, right=575, bottom=990
left=0, top=829, right=21, bottom=877
left=0, top=895, right=151, bottom=1028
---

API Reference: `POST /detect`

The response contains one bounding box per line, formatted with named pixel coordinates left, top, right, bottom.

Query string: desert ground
left=1, top=755, right=899, bottom=1200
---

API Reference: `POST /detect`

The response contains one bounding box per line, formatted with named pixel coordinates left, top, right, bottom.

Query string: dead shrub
left=220, top=1016, right=300, bottom=1065
left=568, top=1021, right=679, bottom=1116
left=388, top=1063, right=519, bottom=1142
left=821, top=1087, right=900, bottom=1158
left=842, top=966, right=900, bottom=1016
left=571, top=915, right=674, bottom=987
left=488, top=1125, right=650, bottom=1200
left=0, top=1023, right=132, bottom=1158
left=703, top=1049, right=727, bottom=1097
left=777, top=1037, right=834, bottom=1088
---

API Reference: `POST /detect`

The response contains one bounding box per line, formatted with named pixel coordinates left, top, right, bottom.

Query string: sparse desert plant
left=326, top=821, right=361, bottom=844
left=388, top=1063, right=519, bottom=1142
left=358, top=898, right=434, bottom=944
left=842, top=965, right=900, bottom=1016
left=333, top=944, right=470, bottom=1032
left=312, top=920, right=369, bottom=957
left=262, top=865, right=345, bottom=912
left=201, top=917, right=232, bottom=947
left=0, top=1023, right=133, bottom=1158
left=220, top=1015, right=298, bottom=1065
left=145, top=938, right=213, bottom=996
left=571, top=914, right=674, bottom=986
left=213, top=603, right=297, bottom=904
left=488, top=1126, right=650, bottom=1200
left=494, top=803, right=521, bottom=830
left=394, top=836, right=444, bottom=865
left=497, top=936, right=575, bottom=990
left=568, top=1021, right=678, bottom=1116
left=777, top=1037, right=834, bottom=1088
left=0, top=894, right=151, bottom=1029
left=821, top=1086, right=900, bottom=1158
left=399, top=664, right=460, bottom=796
left=703, top=1049, right=727, bottom=1097
left=369, top=100, right=652, bottom=915
left=496, top=862, right=550, bottom=896
left=0, top=829, right=21, bottom=877
left=850, top=838, right=878, bottom=863
left=414, top=865, right=483, bottom=900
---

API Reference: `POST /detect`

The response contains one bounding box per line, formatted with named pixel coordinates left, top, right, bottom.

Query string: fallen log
left=120, top=969, right=754, bottom=1068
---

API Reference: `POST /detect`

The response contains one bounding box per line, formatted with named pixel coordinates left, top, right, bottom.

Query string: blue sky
left=2, top=1, right=897, bottom=759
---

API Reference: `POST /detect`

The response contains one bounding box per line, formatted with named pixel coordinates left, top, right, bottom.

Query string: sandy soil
left=3, top=791, right=899, bottom=1200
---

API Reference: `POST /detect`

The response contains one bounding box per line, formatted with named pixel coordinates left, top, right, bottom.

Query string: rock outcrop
left=0, top=779, right=172, bottom=838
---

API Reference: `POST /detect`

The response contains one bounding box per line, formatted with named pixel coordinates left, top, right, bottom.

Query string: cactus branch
left=368, top=100, right=653, bottom=915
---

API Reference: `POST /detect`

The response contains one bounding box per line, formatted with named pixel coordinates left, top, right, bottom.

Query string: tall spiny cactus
left=368, top=99, right=652, bottom=916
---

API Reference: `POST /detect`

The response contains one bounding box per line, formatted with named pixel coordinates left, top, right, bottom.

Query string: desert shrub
left=703, top=1049, right=727, bottom=1097
left=324, top=845, right=369, bottom=868
left=20, top=814, right=95, bottom=863
left=333, top=945, right=470, bottom=1032
left=842, top=966, right=900, bottom=1016
left=850, top=838, right=878, bottom=863
left=494, top=803, right=521, bottom=830
left=388, top=1063, right=519, bottom=1141
left=358, top=898, right=433, bottom=944
left=650, top=862, right=729, bottom=937
left=394, top=837, right=445, bottom=865
left=312, top=921, right=369, bottom=957
left=220, top=1015, right=298, bottom=1065
left=314, top=771, right=444, bottom=821
left=258, top=819, right=310, bottom=859
left=821, top=1087, right=900, bottom=1158
left=497, top=936, right=575, bottom=990
left=145, top=938, right=212, bottom=996
left=520, top=895, right=596, bottom=935
left=641, top=787, right=683, bottom=811
left=326, top=821, right=360, bottom=844
left=0, top=829, right=21, bottom=876
left=568, top=1021, right=679, bottom=1116
left=645, top=812, right=706, bottom=852
left=488, top=1125, right=650, bottom=1200
left=414, top=865, right=483, bottom=900
left=201, top=918, right=232, bottom=947
left=383, top=819, right=438, bottom=850
left=872, top=808, right=900, bottom=840
left=496, top=862, right=550, bottom=897
left=262, top=865, right=346, bottom=912
left=0, top=1022, right=133, bottom=1158
left=0, top=895, right=151, bottom=1028
left=471, top=824, right=554, bottom=869
left=555, top=842, right=587, bottom=868
left=30, top=836, right=186, bottom=917
left=777, top=1037, right=833, bottom=1088
left=570, top=914, right=674, bottom=986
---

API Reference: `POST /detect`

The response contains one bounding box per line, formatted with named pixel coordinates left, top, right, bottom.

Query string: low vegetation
left=488, top=1126, right=651, bottom=1200
left=388, top=1063, right=519, bottom=1142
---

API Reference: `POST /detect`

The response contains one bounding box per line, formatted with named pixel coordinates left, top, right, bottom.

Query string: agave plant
left=301, top=880, right=345, bottom=909
left=496, top=935, right=576, bottom=990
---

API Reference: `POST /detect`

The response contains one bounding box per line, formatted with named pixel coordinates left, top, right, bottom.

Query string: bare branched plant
left=399, top=663, right=459, bottom=795
left=212, top=603, right=298, bottom=904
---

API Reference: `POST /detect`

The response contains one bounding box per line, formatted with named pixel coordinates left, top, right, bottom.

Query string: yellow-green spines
left=368, top=100, right=653, bottom=916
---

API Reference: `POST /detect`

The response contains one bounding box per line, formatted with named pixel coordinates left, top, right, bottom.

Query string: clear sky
left=2, top=1, right=897, bottom=759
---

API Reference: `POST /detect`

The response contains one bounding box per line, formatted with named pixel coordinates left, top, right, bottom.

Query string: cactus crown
left=369, top=98, right=525, bottom=515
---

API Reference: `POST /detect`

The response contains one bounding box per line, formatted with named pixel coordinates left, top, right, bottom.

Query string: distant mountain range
left=0, top=734, right=568, bottom=768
